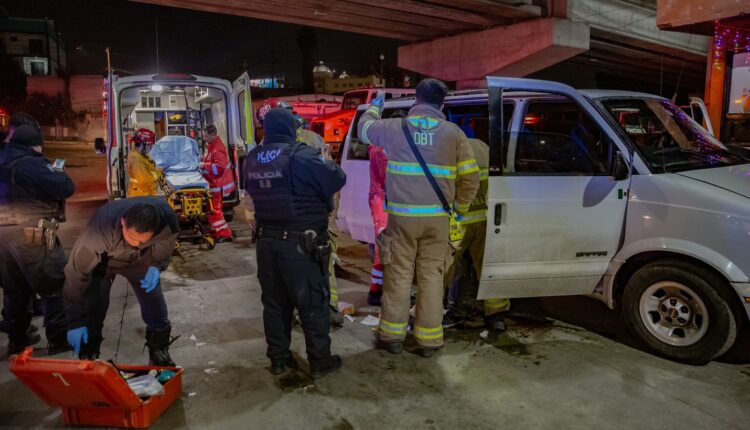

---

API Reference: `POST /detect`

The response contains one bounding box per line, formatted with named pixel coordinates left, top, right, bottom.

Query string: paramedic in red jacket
left=200, top=124, right=234, bottom=242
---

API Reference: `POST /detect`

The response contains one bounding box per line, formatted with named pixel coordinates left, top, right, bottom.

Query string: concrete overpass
left=133, top=0, right=709, bottom=90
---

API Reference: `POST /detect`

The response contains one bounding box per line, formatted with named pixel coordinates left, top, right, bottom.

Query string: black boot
left=310, top=355, right=342, bottom=379
left=271, top=356, right=299, bottom=375
left=145, top=326, right=177, bottom=367
left=7, top=332, right=42, bottom=355
left=79, top=333, right=102, bottom=360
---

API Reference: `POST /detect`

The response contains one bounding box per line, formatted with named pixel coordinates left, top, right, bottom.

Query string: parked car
left=337, top=77, right=750, bottom=365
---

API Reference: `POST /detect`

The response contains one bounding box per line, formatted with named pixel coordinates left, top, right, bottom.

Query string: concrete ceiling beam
left=398, top=18, right=589, bottom=86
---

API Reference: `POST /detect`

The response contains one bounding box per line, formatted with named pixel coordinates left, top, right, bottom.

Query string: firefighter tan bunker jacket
left=358, top=102, right=480, bottom=348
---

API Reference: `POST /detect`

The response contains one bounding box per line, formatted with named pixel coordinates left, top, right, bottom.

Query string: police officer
left=244, top=108, right=346, bottom=379
left=256, top=101, right=343, bottom=327
left=64, top=197, right=179, bottom=365
left=0, top=112, right=74, bottom=354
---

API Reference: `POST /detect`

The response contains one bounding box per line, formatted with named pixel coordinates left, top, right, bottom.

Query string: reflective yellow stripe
left=414, top=325, right=443, bottom=340
left=365, top=105, right=382, bottom=117
left=379, top=320, right=407, bottom=336
left=455, top=202, right=471, bottom=213
left=480, top=169, right=489, bottom=180
left=485, top=298, right=510, bottom=312
left=461, top=210, right=487, bottom=224
left=386, top=160, right=457, bottom=179
left=457, top=159, right=480, bottom=176
left=360, top=121, right=375, bottom=145
left=386, top=202, right=448, bottom=217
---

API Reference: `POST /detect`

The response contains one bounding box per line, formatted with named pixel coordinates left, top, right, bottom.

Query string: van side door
left=479, top=78, right=632, bottom=300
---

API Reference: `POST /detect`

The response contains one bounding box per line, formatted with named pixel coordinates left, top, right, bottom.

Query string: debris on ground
left=360, top=315, right=380, bottom=326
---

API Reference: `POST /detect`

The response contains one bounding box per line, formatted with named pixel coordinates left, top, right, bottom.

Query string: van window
left=445, top=103, right=490, bottom=143
left=347, top=107, right=409, bottom=161
left=513, top=101, right=610, bottom=175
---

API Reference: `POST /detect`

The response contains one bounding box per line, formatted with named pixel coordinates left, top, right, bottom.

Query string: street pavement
left=0, top=142, right=748, bottom=429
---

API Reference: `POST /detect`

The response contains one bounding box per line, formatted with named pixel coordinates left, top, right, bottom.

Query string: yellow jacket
left=127, top=150, right=160, bottom=197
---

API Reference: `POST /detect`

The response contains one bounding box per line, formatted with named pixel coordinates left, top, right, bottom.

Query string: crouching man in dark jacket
left=244, top=108, right=346, bottom=379
left=64, top=197, right=179, bottom=365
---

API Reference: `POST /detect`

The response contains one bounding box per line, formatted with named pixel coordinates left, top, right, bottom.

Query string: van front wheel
left=622, top=260, right=738, bottom=365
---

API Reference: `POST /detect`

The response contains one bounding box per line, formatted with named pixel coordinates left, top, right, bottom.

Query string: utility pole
left=379, top=53, right=385, bottom=87
left=155, top=17, right=160, bottom=74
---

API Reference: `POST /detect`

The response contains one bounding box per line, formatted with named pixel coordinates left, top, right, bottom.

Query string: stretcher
left=150, top=136, right=215, bottom=249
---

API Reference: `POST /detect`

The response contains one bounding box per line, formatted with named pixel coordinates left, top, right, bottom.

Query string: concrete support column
left=398, top=18, right=589, bottom=89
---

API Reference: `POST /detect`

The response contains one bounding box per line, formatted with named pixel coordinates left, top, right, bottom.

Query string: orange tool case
left=9, top=348, right=182, bottom=428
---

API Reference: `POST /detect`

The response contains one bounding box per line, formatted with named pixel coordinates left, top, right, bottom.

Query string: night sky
left=1, top=0, right=401, bottom=86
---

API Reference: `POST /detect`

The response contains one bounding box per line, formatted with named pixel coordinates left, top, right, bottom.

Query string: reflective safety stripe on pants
left=379, top=216, right=449, bottom=348
left=484, top=298, right=510, bottom=315
left=208, top=191, right=232, bottom=239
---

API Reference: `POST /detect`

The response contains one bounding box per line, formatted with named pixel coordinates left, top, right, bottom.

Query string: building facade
left=0, top=8, right=66, bottom=76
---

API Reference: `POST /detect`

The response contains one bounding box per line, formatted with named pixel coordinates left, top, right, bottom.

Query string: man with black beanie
left=243, top=108, right=346, bottom=379
left=0, top=112, right=75, bottom=354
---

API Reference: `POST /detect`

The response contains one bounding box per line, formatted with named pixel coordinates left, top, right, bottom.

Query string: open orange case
left=9, top=348, right=182, bottom=428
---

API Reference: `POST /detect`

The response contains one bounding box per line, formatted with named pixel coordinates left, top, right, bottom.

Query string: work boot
left=367, top=291, right=382, bottom=307
left=46, top=333, right=72, bottom=355
left=376, top=340, right=403, bottom=355
left=271, top=356, right=299, bottom=375
left=484, top=313, right=507, bottom=332
left=442, top=311, right=465, bottom=329
left=417, top=347, right=439, bottom=358
left=330, top=306, right=344, bottom=328
left=79, top=334, right=103, bottom=360
left=145, top=327, right=177, bottom=367
left=7, top=333, right=42, bottom=355
left=310, top=355, right=342, bottom=379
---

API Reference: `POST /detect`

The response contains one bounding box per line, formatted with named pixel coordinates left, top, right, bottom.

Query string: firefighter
left=356, top=79, right=480, bottom=357
left=200, top=124, right=235, bottom=242
left=442, top=138, right=509, bottom=331
left=64, top=197, right=179, bottom=365
left=256, top=100, right=343, bottom=327
left=0, top=112, right=74, bottom=354
left=244, top=108, right=346, bottom=378
left=127, top=128, right=160, bottom=197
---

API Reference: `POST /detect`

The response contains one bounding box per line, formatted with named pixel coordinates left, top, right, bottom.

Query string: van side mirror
left=611, top=151, right=629, bottom=181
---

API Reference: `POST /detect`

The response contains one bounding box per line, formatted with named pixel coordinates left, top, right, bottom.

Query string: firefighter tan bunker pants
left=379, top=216, right=450, bottom=349
left=444, top=221, right=509, bottom=316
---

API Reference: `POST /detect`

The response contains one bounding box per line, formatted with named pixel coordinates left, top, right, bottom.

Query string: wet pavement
left=1, top=142, right=749, bottom=429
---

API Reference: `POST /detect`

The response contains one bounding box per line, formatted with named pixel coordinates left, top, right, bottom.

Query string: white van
left=338, top=77, right=750, bottom=364
left=105, top=72, right=255, bottom=216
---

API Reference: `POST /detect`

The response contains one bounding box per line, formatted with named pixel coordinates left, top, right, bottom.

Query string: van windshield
left=601, top=98, right=749, bottom=173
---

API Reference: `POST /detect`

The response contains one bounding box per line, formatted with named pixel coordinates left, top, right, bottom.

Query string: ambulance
left=103, top=72, right=254, bottom=218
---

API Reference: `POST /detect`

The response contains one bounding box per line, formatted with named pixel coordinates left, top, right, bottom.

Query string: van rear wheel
left=622, top=260, right=738, bottom=365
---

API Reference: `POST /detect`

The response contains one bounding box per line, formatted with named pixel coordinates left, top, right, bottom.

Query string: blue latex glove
left=454, top=212, right=465, bottom=222
left=140, top=266, right=161, bottom=294
left=370, top=90, right=385, bottom=111
left=67, top=327, right=88, bottom=356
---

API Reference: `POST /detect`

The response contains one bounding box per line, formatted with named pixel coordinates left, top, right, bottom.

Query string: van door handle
left=494, top=203, right=503, bottom=226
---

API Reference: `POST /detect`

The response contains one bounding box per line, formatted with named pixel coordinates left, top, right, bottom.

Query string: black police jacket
left=244, top=133, right=346, bottom=231
left=0, top=143, right=75, bottom=225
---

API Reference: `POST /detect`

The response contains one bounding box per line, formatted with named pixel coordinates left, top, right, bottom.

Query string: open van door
left=232, top=72, right=253, bottom=190
left=478, top=77, right=633, bottom=300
